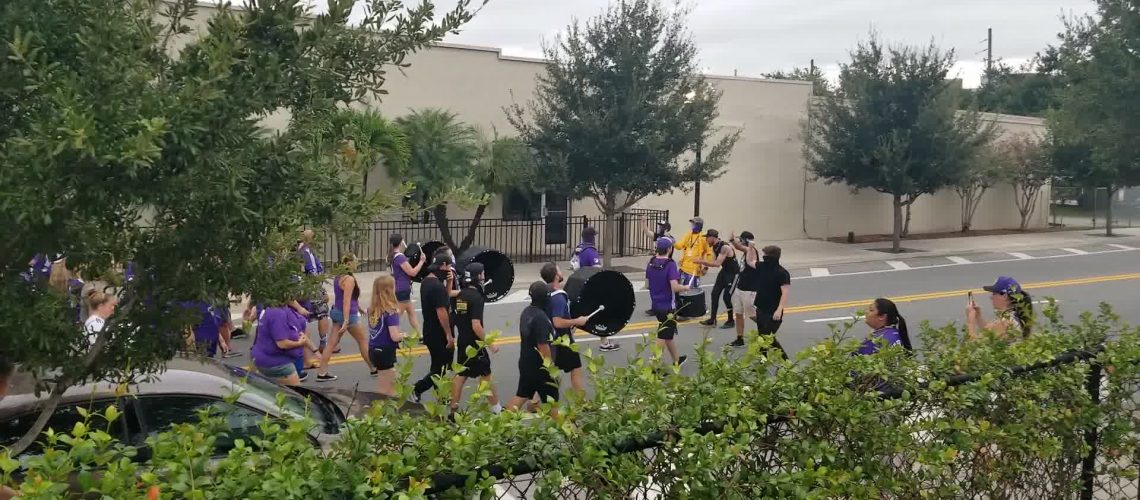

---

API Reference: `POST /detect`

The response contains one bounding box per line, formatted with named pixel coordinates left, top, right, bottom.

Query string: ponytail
left=896, top=315, right=913, bottom=352
left=1011, top=290, right=1034, bottom=338
left=873, top=297, right=913, bottom=352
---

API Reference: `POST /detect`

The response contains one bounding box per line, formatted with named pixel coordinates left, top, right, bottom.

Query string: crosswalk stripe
left=946, top=256, right=972, bottom=265
left=1061, top=247, right=1089, bottom=255
left=1108, top=243, right=1136, bottom=251
left=885, top=260, right=910, bottom=270
left=809, top=267, right=830, bottom=277
left=1008, top=252, right=1034, bottom=260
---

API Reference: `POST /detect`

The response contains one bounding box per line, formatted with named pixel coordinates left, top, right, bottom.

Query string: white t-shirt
left=84, top=315, right=105, bottom=345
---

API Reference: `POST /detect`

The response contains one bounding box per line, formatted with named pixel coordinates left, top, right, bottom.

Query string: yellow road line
left=320, top=272, right=1140, bottom=366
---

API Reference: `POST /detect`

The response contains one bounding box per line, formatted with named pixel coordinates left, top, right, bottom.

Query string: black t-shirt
left=736, top=247, right=761, bottom=292
left=519, top=305, right=553, bottom=371
left=753, top=261, right=791, bottom=315
left=714, top=241, right=739, bottom=275
left=455, top=287, right=485, bottom=354
left=420, top=276, right=450, bottom=347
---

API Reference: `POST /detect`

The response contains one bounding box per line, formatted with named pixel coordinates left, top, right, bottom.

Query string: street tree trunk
left=457, top=204, right=489, bottom=252
left=902, top=200, right=913, bottom=238
left=432, top=204, right=459, bottom=251
left=892, top=194, right=904, bottom=253
left=1106, top=186, right=1116, bottom=237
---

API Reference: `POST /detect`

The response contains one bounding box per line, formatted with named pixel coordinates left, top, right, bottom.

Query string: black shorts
left=554, top=344, right=582, bottom=372
left=654, top=310, right=678, bottom=340
left=755, top=314, right=784, bottom=335
left=396, top=289, right=412, bottom=303
left=516, top=367, right=559, bottom=403
left=457, top=348, right=492, bottom=378
left=368, top=346, right=397, bottom=370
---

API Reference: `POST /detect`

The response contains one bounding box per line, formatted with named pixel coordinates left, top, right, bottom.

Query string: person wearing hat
left=695, top=229, right=737, bottom=329
left=967, top=276, right=1033, bottom=341
left=507, top=281, right=559, bottom=416
left=672, top=217, right=713, bottom=316
left=647, top=237, right=692, bottom=367
left=410, top=252, right=456, bottom=403
left=727, top=231, right=760, bottom=347
left=448, top=262, right=502, bottom=414
left=570, top=227, right=602, bottom=270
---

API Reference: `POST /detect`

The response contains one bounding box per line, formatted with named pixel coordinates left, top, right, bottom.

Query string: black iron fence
left=420, top=346, right=1137, bottom=499
left=315, top=209, right=668, bottom=271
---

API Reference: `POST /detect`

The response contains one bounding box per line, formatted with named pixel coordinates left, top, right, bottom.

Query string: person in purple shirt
left=251, top=304, right=310, bottom=386
left=297, top=230, right=332, bottom=353
left=317, top=254, right=375, bottom=382
left=367, top=274, right=406, bottom=397
left=23, top=253, right=54, bottom=283
left=857, top=298, right=913, bottom=355
left=570, top=227, right=602, bottom=270
left=646, top=237, right=693, bottom=367
left=389, top=233, right=424, bottom=335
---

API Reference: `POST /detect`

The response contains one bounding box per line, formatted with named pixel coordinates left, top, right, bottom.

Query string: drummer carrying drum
left=673, top=217, right=712, bottom=318
left=540, top=263, right=591, bottom=396
left=647, top=237, right=692, bottom=367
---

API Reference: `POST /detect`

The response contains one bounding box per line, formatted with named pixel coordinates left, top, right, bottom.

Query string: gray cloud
left=445, top=0, right=1094, bottom=87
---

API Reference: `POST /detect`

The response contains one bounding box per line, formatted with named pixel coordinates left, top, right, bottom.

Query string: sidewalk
left=228, top=228, right=1140, bottom=319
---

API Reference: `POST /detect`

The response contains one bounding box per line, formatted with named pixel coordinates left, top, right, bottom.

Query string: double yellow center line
left=322, top=272, right=1140, bottom=365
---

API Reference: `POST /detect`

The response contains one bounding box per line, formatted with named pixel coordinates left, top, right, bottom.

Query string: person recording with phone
left=967, top=276, right=1033, bottom=341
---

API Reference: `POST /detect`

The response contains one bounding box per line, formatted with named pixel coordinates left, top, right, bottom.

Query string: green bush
left=4, top=304, right=1140, bottom=499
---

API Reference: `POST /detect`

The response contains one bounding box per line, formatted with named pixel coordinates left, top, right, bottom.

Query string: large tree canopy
left=0, top=0, right=479, bottom=455
left=508, top=0, right=738, bottom=258
left=804, top=35, right=994, bottom=251
left=1050, top=0, right=1140, bottom=236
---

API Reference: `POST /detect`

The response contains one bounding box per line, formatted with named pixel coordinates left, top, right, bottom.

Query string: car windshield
left=220, top=365, right=335, bottom=428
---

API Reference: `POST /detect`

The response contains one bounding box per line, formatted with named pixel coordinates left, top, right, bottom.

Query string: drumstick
left=585, top=305, right=606, bottom=320
left=483, top=279, right=493, bottom=286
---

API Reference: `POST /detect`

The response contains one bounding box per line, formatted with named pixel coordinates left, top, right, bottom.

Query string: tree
left=394, top=109, right=538, bottom=252
left=996, top=134, right=1053, bottom=230
left=1050, top=0, right=1140, bottom=236
left=955, top=146, right=1006, bottom=232
left=964, top=58, right=1062, bottom=118
left=0, top=0, right=479, bottom=455
left=804, top=35, right=995, bottom=252
left=764, top=65, right=834, bottom=96
left=507, top=0, right=739, bottom=263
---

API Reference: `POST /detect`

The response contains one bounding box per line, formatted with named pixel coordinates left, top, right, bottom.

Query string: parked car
left=0, top=357, right=401, bottom=471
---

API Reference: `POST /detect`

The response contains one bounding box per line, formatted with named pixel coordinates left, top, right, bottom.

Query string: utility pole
left=986, top=28, right=993, bottom=75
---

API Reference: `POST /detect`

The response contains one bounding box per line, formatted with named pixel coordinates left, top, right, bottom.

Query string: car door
left=129, top=395, right=271, bottom=459
left=0, top=399, right=134, bottom=473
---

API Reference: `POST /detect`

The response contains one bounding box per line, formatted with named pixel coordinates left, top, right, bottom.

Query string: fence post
left=1080, top=360, right=1102, bottom=500
left=619, top=213, right=628, bottom=257
left=530, top=218, right=537, bottom=261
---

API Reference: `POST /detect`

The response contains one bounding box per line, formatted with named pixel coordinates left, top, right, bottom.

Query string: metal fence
left=420, top=347, right=1139, bottom=499
left=315, top=209, right=668, bottom=271
left=1051, top=185, right=1139, bottom=230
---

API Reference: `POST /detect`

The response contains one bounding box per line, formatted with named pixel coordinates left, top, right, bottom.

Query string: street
left=222, top=242, right=1140, bottom=406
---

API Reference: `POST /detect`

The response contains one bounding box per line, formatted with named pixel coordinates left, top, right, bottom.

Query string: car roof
left=0, top=357, right=267, bottom=418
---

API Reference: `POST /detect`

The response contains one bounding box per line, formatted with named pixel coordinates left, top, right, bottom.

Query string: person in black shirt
left=728, top=231, right=759, bottom=347
left=411, top=253, right=455, bottom=403
left=540, top=262, right=590, bottom=397
left=507, top=281, right=559, bottom=416
left=696, top=229, right=737, bottom=329
left=753, top=245, right=790, bottom=359
left=448, top=263, right=502, bottom=414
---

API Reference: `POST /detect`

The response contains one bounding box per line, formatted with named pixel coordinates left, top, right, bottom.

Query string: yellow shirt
left=673, top=231, right=712, bottom=277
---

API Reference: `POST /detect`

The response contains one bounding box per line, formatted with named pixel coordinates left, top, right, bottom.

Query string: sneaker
left=598, top=343, right=620, bottom=352
left=720, top=320, right=736, bottom=330
left=334, top=347, right=342, bottom=354
left=408, top=391, right=422, bottom=404
left=645, top=309, right=656, bottom=316
left=676, top=355, right=688, bottom=367
left=699, top=318, right=716, bottom=326
left=369, top=369, right=379, bottom=377
left=728, top=338, right=745, bottom=348
left=297, top=372, right=310, bottom=383
left=230, top=331, right=248, bottom=340
left=316, top=373, right=338, bottom=382
left=222, top=351, right=244, bottom=359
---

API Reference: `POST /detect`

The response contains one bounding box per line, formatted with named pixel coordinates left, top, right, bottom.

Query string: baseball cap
left=983, top=276, right=1023, bottom=295
left=463, top=262, right=485, bottom=278
left=689, top=217, right=704, bottom=226
left=740, top=231, right=755, bottom=241
left=655, top=237, right=673, bottom=252
left=705, top=229, right=719, bottom=238
left=431, top=253, right=451, bottom=266
left=528, top=281, right=551, bottom=302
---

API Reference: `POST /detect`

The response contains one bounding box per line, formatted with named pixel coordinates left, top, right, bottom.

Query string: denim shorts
left=329, top=309, right=361, bottom=326
left=257, top=362, right=297, bottom=379
left=396, top=289, right=412, bottom=303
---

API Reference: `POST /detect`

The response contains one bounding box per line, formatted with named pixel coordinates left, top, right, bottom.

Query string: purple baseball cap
left=655, top=237, right=673, bottom=252
left=983, top=276, right=1023, bottom=295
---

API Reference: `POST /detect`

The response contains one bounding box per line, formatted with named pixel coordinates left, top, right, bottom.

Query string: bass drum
left=404, top=240, right=447, bottom=282
left=563, top=267, right=636, bottom=337
left=676, top=289, right=707, bottom=319
left=456, top=247, right=514, bottom=303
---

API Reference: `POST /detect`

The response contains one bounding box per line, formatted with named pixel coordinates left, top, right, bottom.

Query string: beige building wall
left=178, top=5, right=1048, bottom=247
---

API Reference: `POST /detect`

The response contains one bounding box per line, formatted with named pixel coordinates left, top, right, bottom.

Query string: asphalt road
left=223, top=246, right=1140, bottom=408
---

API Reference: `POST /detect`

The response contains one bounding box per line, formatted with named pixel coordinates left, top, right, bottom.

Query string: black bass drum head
left=563, top=267, right=635, bottom=337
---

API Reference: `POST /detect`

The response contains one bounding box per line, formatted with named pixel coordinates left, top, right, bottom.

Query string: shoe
left=645, top=309, right=656, bottom=316
left=297, top=372, right=310, bottom=383
left=598, top=343, right=620, bottom=352
left=230, top=331, right=248, bottom=340
left=409, top=392, right=422, bottom=404
left=699, top=318, right=716, bottom=326
left=720, top=320, right=736, bottom=329
left=369, top=369, right=379, bottom=377
left=676, top=355, right=688, bottom=367
left=316, top=373, right=338, bottom=382
left=334, top=347, right=342, bottom=354
left=728, top=338, right=745, bottom=348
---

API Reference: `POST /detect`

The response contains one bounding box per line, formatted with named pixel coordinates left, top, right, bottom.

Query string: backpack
left=569, top=244, right=585, bottom=271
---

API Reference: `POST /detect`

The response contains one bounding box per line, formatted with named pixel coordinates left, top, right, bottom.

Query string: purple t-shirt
left=298, top=243, right=324, bottom=276
left=856, top=327, right=903, bottom=356
left=252, top=307, right=304, bottom=368
left=368, top=311, right=401, bottom=349
left=192, top=301, right=226, bottom=343
left=333, top=275, right=360, bottom=315
left=645, top=257, right=679, bottom=312
left=577, top=245, right=600, bottom=268
left=392, top=253, right=412, bottom=292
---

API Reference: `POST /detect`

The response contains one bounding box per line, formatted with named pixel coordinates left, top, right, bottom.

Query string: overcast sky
left=437, top=0, right=1093, bottom=88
